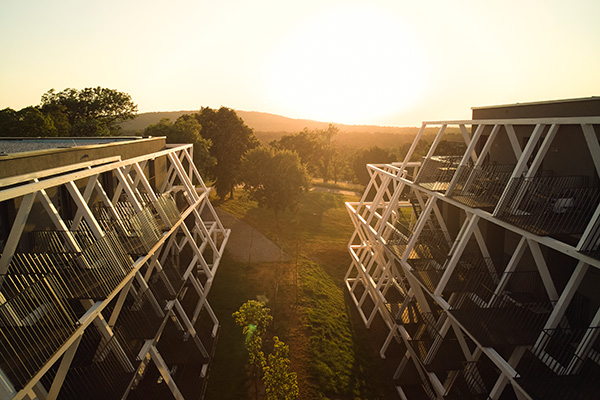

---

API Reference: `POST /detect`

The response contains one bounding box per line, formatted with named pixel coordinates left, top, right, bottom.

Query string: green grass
left=210, top=189, right=393, bottom=399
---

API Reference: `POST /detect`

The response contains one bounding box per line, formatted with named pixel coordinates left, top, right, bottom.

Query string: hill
left=120, top=109, right=428, bottom=149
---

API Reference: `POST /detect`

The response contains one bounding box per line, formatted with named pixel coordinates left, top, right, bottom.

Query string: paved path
left=216, top=208, right=289, bottom=263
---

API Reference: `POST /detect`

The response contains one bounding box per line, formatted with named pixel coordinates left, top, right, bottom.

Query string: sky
left=1, top=0, right=599, bottom=127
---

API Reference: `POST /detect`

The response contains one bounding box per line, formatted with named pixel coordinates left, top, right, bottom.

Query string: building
left=345, top=98, right=600, bottom=399
left=0, top=137, right=230, bottom=399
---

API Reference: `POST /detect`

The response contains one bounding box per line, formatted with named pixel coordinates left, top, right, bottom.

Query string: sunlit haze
left=1, top=0, right=599, bottom=126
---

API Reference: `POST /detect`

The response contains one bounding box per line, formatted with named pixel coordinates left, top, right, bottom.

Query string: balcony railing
left=496, top=176, right=600, bottom=239
left=415, top=156, right=463, bottom=192
left=449, top=164, right=515, bottom=212
left=0, top=198, right=173, bottom=392
left=449, top=270, right=551, bottom=347
left=516, top=327, right=600, bottom=400
left=0, top=273, right=80, bottom=390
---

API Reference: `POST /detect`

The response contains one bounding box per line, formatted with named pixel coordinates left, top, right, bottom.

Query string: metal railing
left=415, top=156, right=463, bottom=192
left=0, top=274, right=80, bottom=390
left=449, top=270, right=552, bottom=347
left=449, top=163, right=515, bottom=211
left=517, top=327, right=600, bottom=400
left=496, top=175, right=600, bottom=237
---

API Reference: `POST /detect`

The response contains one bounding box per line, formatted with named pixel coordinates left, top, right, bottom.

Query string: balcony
left=448, top=270, right=551, bottom=348
left=496, top=176, right=600, bottom=241
left=415, top=156, right=462, bottom=192
left=516, top=327, right=600, bottom=400
left=449, top=163, right=515, bottom=212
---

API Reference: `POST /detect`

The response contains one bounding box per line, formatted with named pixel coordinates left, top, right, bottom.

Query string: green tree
left=240, top=147, right=310, bottom=217
left=262, top=337, right=299, bottom=400
left=315, top=124, right=339, bottom=183
left=40, top=87, right=137, bottom=136
left=144, top=116, right=215, bottom=176
left=271, top=128, right=320, bottom=175
left=233, top=300, right=273, bottom=396
left=0, top=107, right=58, bottom=137
left=192, top=107, right=259, bottom=198
left=352, top=146, right=396, bottom=185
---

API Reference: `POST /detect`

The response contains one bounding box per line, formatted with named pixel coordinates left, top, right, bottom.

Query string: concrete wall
left=0, top=137, right=166, bottom=181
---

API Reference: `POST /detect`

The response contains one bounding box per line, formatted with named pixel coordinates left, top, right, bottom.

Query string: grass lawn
left=206, top=189, right=396, bottom=400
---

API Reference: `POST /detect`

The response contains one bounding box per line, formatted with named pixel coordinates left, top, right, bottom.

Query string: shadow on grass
left=204, top=254, right=251, bottom=400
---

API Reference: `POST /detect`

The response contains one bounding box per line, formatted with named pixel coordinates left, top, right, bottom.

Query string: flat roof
left=471, top=96, right=600, bottom=110
left=0, top=137, right=143, bottom=156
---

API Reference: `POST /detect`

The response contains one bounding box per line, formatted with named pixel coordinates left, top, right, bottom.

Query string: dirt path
left=216, top=208, right=290, bottom=263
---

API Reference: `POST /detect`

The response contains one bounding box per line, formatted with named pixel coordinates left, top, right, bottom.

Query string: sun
left=263, top=4, right=429, bottom=125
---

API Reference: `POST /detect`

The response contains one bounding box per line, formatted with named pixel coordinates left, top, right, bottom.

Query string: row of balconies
left=414, top=156, right=600, bottom=258
left=0, top=192, right=213, bottom=398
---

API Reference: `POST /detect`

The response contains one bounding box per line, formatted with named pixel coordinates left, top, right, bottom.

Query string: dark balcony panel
left=415, top=156, right=463, bottom=192
left=496, top=176, right=600, bottom=239
left=450, top=298, right=550, bottom=347
left=517, top=329, right=600, bottom=400
left=445, top=361, right=497, bottom=400
left=54, top=331, right=137, bottom=400
left=110, top=289, right=166, bottom=341
left=450, top=164, right=515, bottom=212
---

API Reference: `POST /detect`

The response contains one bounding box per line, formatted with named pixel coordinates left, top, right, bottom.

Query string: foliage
left=270, top=128, right=320, bottom=174
left=233, top=300, right=273, bottom=338
left=40, top=86, right=137, bottom=136
left=143, top=116, right=215, bottom=175
left=271, top=124, right=339, bottom=183
left=352, top=146, right=397, bottom=185
left=262, top=337, right=299, bottom=400
left=0, top=107, right=58, bottom=137
left=240, top=147, right=310, bottom=215
left=192, top=107, right=259, bottom=198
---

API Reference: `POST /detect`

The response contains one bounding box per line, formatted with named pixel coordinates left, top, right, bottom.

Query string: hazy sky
left=1, top=0, right=599, bottom=126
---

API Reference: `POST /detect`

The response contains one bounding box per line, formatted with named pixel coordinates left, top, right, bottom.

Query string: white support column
left=65, top=180, right=104, bottom=238
left=80, top=299, right=135, bottom=373
left=493, top=124, right=546, bottom=216
left=46, top=333, right=83, bottom=400
left=399, top=123, right=427, bottom=174
left=148, top=345, right=185, bottom=400
left=171, top=299, right=210, bottom=358
left=71, top=174, right=99, bottom=230
left=542, top=261, right=589, bottom=332
left=581, top=124, right=600, bottom=178
left=525, top=124, right=559, bottom=178
left=435, top=216, right=479, bottom=297
left=527, top=239, right=558, bottom=302
left=446, top=124, right=486, bottom=195
left=0, top=193, right=35, bottom=274
left=504, top=124, right=523, bottom=161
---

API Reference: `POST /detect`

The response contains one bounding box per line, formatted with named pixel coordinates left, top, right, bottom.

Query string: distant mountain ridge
left=120, top=110, right=418, bottom=135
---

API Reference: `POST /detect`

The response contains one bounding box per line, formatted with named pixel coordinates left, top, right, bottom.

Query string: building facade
left=345, top=98, right=600, bottom=399
left=0, top=137, right=229, bottom=399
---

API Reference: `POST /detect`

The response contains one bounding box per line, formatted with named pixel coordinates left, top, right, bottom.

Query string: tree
left=40, top=87, right=137, bottom=136
left=352, top=146, right=396, bottom=185
left=271, top=128, right=320, bottom=175
left=233, top=300, right=273, bottom=396
left=0, top=107, right=58, bottom=137
left=314, top=124, right=339, bottom=183
left=240, top=147, right=310, bottom=217
left=262, top=337, right=299, bottom=400
left=144, top=116, right=215, bottom=176
left=192, top=107, right=259, bottom=198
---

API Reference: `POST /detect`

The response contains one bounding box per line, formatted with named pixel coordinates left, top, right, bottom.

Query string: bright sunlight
left=263, top=4, right=429, bottom=125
